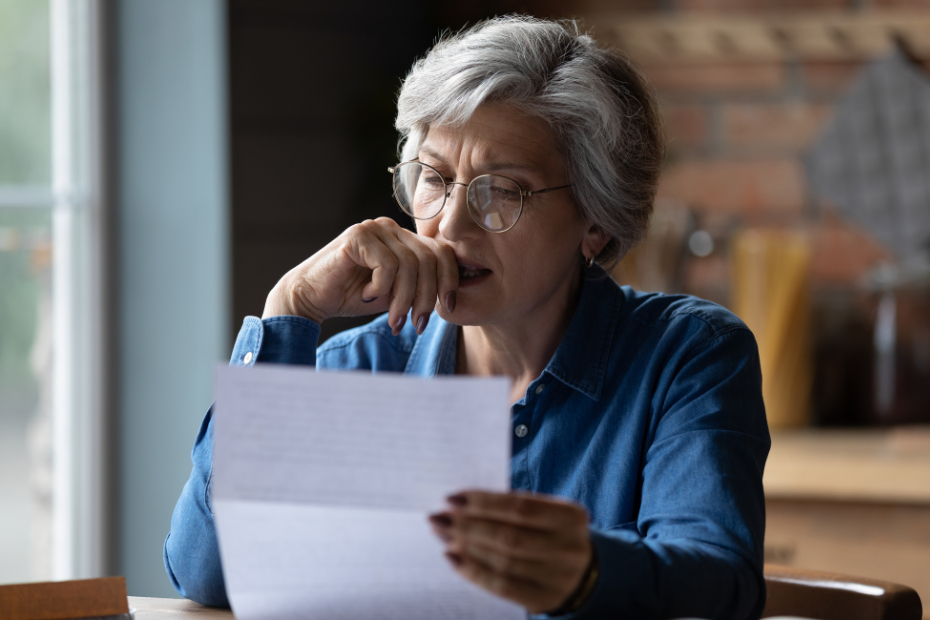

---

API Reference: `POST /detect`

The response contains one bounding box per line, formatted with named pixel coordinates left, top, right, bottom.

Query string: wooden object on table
left=0, top=577, right=129, bottom=620
left=762, top=563, right=923, bottom=620
left=732, top=230, right=812, bottom=429
left=130, top=597, right=232, bottom=619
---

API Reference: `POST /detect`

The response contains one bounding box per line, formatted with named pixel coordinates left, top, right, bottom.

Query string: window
left=0, top=0, right=107, bottom=583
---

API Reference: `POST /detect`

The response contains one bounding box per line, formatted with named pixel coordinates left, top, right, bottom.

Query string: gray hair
left=395, top=15, right=664, bottom=266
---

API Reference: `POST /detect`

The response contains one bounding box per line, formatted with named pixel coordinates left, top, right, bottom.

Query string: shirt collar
left=404, top=266, right=624, bottom=401
left=543, top=267, right=624, bottom=401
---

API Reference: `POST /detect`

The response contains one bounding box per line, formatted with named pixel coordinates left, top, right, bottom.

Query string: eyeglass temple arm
left=523, top=184, right=572, bottom=197
left=388, top=159, right=422, bottom=174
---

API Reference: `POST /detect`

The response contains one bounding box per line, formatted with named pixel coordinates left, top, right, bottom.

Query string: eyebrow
left=418, top=146, right=542, bottom=175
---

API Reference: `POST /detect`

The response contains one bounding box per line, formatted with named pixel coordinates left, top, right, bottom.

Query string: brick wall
left=552, top=0, right=930, bottom=424
left=651, top=55, right=896, bottom=300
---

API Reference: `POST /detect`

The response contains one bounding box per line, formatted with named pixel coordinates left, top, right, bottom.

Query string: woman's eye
left=489, top=183, right=521, bottom=200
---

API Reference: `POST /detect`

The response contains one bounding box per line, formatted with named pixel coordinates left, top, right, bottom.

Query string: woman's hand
left=429, top=490, right=594, bottom=614
left=263, top=217, right=459, bottom=335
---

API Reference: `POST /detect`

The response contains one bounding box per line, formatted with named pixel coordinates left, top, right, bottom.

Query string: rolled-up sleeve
left=553, top=328, right=769, bottom=620
left=163, top=315, right=321, bottom=606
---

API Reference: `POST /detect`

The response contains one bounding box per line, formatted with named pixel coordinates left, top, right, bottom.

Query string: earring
left=584, top=254, right=596, bottom=269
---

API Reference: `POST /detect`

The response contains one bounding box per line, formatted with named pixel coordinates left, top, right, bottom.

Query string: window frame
left=48, top=0, right=110, bottom=580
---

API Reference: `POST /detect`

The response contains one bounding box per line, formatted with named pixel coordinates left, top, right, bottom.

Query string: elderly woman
left=165, top=16, right=769, bottom=620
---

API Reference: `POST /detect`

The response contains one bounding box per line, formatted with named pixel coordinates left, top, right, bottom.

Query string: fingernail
left=446, top=493, right=467, bottom=507
left=445, top=551, right=463, bottom=567
left=416, top=314, right=428, bottom=334
left=445, top=291, right=457, bottom=313
left=428, top=513, right=452, bottom=527
left=361, top=297, right=377, bottom=303
left=435, top=529, right=452, bottom=543
left=393, top=314, right=406, bottom=331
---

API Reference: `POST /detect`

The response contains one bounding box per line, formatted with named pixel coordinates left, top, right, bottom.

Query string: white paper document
left=212, top=364, right=525, bottom=620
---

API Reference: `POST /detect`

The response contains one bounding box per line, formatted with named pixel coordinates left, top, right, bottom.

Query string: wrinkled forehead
left=417, top=105, right=565, bottom=175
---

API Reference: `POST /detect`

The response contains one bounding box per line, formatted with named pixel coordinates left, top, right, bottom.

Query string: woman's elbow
left=163, top=531, right=229, bottom=607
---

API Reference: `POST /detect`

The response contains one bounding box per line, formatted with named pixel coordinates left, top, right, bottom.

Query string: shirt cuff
left=525, top=529, right=612, bottom=620
left=531, top=528, right=644, bottom=620
left=229, top=315, right=321, bottom=367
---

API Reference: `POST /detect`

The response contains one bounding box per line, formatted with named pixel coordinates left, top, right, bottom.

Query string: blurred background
left=0, top=0, right=928, bottom=612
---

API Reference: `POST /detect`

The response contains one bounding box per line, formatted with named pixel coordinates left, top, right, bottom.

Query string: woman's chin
left=435, top=302, right=489, bottom=328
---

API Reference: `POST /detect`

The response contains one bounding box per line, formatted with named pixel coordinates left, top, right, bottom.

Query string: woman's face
left=415, top=104, right=599, bottom=329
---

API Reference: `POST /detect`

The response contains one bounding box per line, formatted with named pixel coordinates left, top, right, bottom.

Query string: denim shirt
left=164, top=270, right=770, bottom=619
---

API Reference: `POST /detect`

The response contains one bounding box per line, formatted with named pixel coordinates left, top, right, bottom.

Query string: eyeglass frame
left=387, top=159, right=572, bottom=233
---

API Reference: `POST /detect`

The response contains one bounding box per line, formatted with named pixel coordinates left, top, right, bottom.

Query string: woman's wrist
left=544, top=548, right=599, bottom=617
left=262, top=276, right=327, bottom=324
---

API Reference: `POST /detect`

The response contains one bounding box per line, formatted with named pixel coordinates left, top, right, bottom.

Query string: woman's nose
left=438, top=183, right=480, bottom=241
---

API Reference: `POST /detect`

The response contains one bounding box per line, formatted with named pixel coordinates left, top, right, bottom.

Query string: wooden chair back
left=763, top=564, right=923, bottom=620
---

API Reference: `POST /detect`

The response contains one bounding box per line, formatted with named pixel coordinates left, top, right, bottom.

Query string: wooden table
left=130, top=597, right=233, bottom=619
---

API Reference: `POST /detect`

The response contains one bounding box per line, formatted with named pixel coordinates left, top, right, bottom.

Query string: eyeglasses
left=388, top=160, right=571, bottom=233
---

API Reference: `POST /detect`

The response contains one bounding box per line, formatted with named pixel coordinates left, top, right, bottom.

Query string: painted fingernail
left=445, top=291, right=457, bottom=313
left=393, top=314, right=406, bottom=331
left=446, top=493, right=467, bottom=507
left=428, top=513, right=452, bottom=527
left=445, top=551, right=463, bottom=567
left=416, top=314, right=428, bottom=334
left=361, top=297, right=377, bottom=303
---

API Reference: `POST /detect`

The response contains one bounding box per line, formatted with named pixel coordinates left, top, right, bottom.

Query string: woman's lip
left=459, top=267, right=492, bottom=278
left=451, top=249, right=489, bottom=270
left=458, top=271, right=492, bottom=288
left=455, top=257, right=490, bottom=271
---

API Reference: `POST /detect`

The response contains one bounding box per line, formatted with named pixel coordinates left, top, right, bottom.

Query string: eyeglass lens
left=391, top=162, right=523, bottom=233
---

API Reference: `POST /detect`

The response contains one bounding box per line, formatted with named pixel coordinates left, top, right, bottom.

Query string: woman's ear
left=582, top=224, right=611, bottom=259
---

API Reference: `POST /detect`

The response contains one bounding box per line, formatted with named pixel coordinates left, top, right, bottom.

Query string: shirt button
left=243, top=351, right=253, bottom=364
left=535, top=384, right=545, bottom=395
left=514, top=424, right=528, bottom=438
